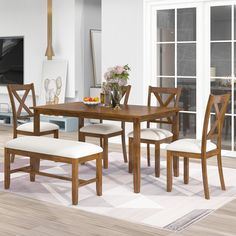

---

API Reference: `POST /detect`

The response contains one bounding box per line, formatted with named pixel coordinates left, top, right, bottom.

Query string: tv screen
left=0, top=37, right=23, bottom=85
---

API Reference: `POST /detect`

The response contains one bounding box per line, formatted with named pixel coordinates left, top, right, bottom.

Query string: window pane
left=234, top=117, right=236, bottom=150
left=179, top=113, right=196, bottom=138
left=157, top=44, right=175, bottom=76
left=177, top=8, right=196, bottom=41
left=177, top=78, right=196, bottom=112
left=177, top=43, right=196, bottom=76
left=157, top=10, right=175, bottom=42
left=211, top=115, right=231, bottom=150
left=211, top=79, right=232, bottom=114
left=211, top=6, right=231, bottom=41
left=157, top=77, right=175, bottom=107
left=157, top=77, right=175, bottom=88
left=211, top=43, right=231, bottom=77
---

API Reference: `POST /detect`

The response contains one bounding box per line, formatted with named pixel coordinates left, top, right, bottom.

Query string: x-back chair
left=128, top=86, right=182, bottom=177
left=79, top=85, right=131, bottom=169
left=7, top=83, right=59, bottom=162
left=166, top=93, right=230, bottom=199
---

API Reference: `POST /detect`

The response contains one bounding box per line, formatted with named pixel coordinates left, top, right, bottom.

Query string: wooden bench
left=4, top=136, right=103, bottom=205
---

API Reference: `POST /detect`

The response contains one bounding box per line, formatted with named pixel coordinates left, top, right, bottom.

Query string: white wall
left=83, top=0, right=101, bottom=97
left=0, top=0, right=46, bottom=104
left=0, top=0, right=77, bottom=105
left=102, top=0, right=145, bottom=105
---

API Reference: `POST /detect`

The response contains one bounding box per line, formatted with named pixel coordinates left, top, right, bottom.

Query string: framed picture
left=39, top=60, right=67, bottom=105
left=90, top=29, right=101, bottom=87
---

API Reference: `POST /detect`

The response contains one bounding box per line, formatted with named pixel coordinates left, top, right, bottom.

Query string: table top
left=33, top=102, right=180, bottom=122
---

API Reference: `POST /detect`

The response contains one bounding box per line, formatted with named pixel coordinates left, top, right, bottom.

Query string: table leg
left=78, top=117, right=85, bottom=142
left=133, top=120, right=141, bottom=193
left=33, top=110, right=40, bottom=178
left=172, top=112, right=180, bottom=177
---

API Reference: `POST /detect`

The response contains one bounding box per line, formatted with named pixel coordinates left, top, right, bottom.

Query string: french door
left=147, top=0, right=236, bottom=154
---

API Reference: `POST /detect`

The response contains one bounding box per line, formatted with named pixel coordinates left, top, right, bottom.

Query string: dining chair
left=7, top=83, right=59, bottom=162
left=128, top=86, right=182, bottom=177
left=79, top=85, right=131, bottom=169
left=166, top=93, right=230, bottom=199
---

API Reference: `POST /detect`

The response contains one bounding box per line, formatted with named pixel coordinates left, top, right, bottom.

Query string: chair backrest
left=147, top=86, right=182, bottom=125
left=121, top=85, right=131, bottom=105
left=201, top=94, right=230, bottom=153
left=7, top=83, right=36, bottom=130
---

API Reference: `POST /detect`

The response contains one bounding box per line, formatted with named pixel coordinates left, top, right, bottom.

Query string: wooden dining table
left=33, top=102, right=180, bottom=193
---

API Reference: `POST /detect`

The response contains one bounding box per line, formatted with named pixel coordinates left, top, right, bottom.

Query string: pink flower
left=115, top=66, right=124, bottom=75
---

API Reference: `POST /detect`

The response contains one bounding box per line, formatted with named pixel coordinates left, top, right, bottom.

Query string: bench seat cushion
left=80, top=124, right=122, bottom=135
left=5, top=136, right=103, bottom=159
left=17, top=121, right=59, bottom=133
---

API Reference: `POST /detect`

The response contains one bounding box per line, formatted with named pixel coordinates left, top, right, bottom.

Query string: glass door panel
left=156, top=7, right=197, bottom=138
left=210, top=5, right=235, bottom=151
left=211, top=6, right=231, bottom=41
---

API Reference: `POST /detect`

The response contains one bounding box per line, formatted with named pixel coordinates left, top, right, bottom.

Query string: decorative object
left=90, top=29, right=101, bottom=87
left=39, top=60, right=67, bottom=105
left=100, top=82, right=111, bottom=106
left=83, top=96, right=100, bottom=106
left=104, top=64, right=131, bottom=109
left=45, top=0, right=54, bottom=60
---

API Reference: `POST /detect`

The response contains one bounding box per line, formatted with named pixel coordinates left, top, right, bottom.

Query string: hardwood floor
left=0, top=126, right=236, bottom=235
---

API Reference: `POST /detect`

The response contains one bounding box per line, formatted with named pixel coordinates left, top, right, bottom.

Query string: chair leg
left=147, top=144, right=151, bottom=167
left=96, top=153, right=102, bottom=196
left=4, top=149, right=11, bottom=189
left=10, top=154, right=15, bottom=163
left=121, top=131, right=128, bottom=163
left=100, top=137, right=103, bottom=147
left=201, top=157, right=210, bottom=199
left=184, top=157, right=189, bottom=184
left=128, top=138, right=133, bottom=173
left=30, top=157, right=36, bottom=182
left=155, top=143, right=160, bottom=177
left=72, top=159, right=79, bottom=205
left=217, top=153, right=226, bottom=191
left=167, top=151, right=173, bottom=192
left=103, top=137, right=109, bottom=169
left=54, top=129, right=59, bottom=138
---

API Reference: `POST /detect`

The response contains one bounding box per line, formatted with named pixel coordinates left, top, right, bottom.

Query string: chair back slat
left=201, top=94, right=230, bottom=153
left=148, top=86, right=182, bottom=125
left=7, top=83, right=36, bottom=130
left=121, top=85, right=131, bottom=105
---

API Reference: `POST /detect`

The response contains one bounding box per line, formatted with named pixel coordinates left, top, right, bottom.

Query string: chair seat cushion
left=17, top=122, right=59, bottom=133
left=5, top=136, right=103, bottom=159
left=80, top=124, right=122, bottom=135
left=166, top=139, right=217, bottom=153
left=128, top=128, right=173, bottom=141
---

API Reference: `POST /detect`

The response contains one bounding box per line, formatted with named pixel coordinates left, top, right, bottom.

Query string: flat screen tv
left=0, top=37, right=23, bottom=85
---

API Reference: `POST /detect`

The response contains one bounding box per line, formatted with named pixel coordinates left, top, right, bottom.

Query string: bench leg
left=96, top=154, right=102, bottom=196
left=4, top=149, right=11, bottom=189
left=72, top=159, right=79, bottom=205
left=30, top=157, right=36, bottom=182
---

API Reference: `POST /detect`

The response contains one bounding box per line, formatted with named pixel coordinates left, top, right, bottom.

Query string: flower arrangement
left=104, top=64, right=130, bottom=87
left=103, top=64, right=131, bottom=109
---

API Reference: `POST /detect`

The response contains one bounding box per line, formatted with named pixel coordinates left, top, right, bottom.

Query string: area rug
left=0, top=152, right=236, bottom=232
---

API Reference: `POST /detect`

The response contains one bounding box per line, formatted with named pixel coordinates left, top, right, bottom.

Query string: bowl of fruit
left=83, top=97, right=100, bottom=106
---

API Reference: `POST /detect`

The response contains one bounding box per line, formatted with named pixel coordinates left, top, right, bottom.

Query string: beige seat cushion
left=166, top=139, right=217, bottom=153
left=80, top=124, right=122, bottom=135
left=17, top=121, right=59, bottom=133
left=5, top=136, right=103, bottom=159
left=128, top=128, right=173, bottom=141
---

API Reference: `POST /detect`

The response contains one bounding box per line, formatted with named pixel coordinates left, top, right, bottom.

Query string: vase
left=111, top=88, right=122, bottom=110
